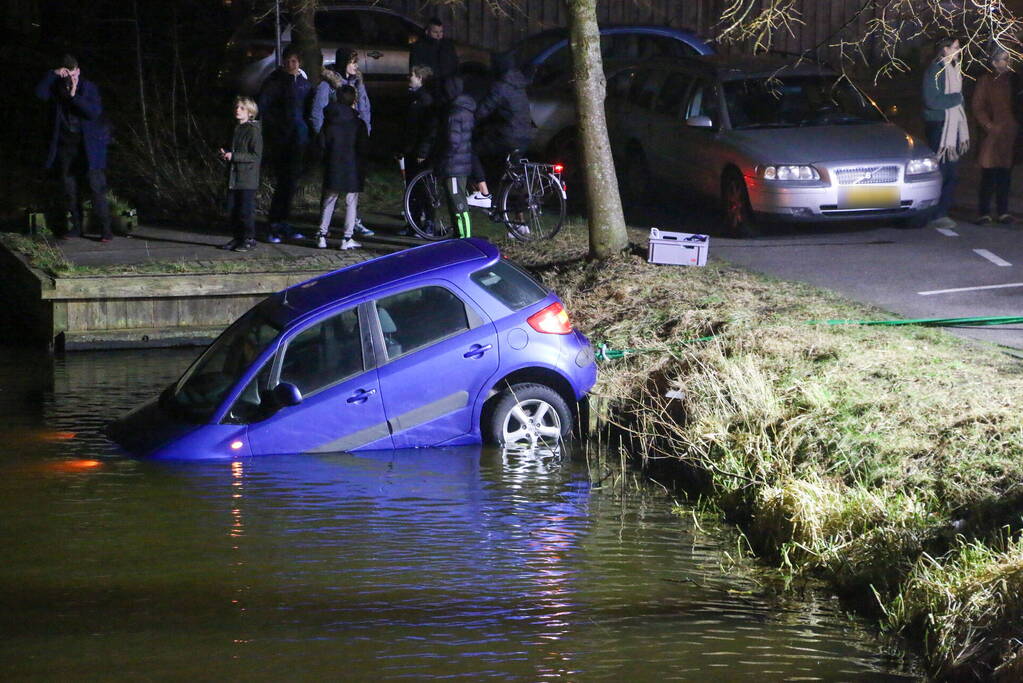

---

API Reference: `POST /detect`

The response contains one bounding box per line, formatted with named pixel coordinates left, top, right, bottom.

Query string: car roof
left=518, top=24, right=715, bottom=65
left=268, top=239, right=501, bottom=327
left=608, top=53, right=834, bottom=81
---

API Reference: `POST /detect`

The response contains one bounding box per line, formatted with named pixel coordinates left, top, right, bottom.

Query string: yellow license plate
left=839, top=186, right=900, bottom=209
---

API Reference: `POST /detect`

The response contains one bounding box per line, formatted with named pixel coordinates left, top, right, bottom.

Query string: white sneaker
left=317, top=236, right=327, bottom=249
left=353, top=218, right=375, bottom=236
left=506, top=224, right=530, bottom=240
left=340, top=238, right=361, bottom=250
left=467, top=191, right=492, bottom=208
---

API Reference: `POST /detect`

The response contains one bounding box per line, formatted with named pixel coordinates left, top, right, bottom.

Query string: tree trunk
left=289, top=0, right=321, bottom=83
left=565, top=0, right=629, bottom=259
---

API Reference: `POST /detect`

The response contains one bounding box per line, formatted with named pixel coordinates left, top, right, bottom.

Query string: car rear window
left=471, top=260, right=548, bottom=311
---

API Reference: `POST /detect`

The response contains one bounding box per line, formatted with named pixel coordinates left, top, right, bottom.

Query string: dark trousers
left=267, top=144, right=305, bottom=224
left=57, top=137, right=111, bottom=238
left=226, top=189, right=256, bottom=241
left=925, top=121, right=960, bottom=219
left=978, top=167, right=1012, bottom=216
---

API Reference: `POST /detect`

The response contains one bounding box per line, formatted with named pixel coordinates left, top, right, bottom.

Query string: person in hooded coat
left=469, top=51, right=535, bottom=203
left=438, top=76, right=476, bottom=238
left=317, top=86, right=369, bottom=251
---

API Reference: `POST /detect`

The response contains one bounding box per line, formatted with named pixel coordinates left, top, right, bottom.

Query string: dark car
left=107, top=239, right=597, bottom=459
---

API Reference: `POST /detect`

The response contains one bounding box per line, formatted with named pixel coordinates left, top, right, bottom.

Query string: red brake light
left=527, top=301, right=573, bottom=334
left=553, top=163, right=564, bottom=174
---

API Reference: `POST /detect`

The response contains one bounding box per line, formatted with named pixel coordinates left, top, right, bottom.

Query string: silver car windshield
left=725, top=75, right=883, bottom=130
left=164, top=309, right=281, bottom=422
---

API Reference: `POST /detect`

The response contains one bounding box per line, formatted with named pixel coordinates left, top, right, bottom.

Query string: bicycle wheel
left=403, top=169, right=454, bottom=241
left=498, top=172, right=566, bottom=242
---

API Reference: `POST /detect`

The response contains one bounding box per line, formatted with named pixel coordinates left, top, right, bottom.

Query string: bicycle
left=402, top=153, right=567, bottom=242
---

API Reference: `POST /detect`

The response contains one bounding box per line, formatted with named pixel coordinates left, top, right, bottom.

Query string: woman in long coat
left=972, top=48, right=1019, bottom=224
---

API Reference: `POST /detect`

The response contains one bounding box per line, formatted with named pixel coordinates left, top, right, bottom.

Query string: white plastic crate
left=647, top=228, right=709, bottom=266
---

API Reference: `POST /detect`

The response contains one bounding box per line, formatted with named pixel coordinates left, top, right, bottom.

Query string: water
left=0, top=348, right=919, bottom=680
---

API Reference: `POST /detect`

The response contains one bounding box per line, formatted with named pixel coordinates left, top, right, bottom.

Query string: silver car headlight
left=906, top=157, right=939, bottom=176
left=761, top=165, right=821, bottom=181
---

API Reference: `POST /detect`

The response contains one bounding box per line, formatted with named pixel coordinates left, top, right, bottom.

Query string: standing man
left=35, top=54, right=113, bottom=242
left=921, top=36, right=969, bottom=230
left=258, top=45, right=312, bottom=243
left=409, top=17, right=459, bottom=81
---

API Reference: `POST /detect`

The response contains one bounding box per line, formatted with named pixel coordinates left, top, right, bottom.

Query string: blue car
left=107, top=239, right=597, bottom=459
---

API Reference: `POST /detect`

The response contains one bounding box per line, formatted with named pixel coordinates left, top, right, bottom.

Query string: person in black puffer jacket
left=470, top=51, right=535, bottom=203
left=438, top=76, right=476, bottom=238
left=404, top=65, right=439, bottom=186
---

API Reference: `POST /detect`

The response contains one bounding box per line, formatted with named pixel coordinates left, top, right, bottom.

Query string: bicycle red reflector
left=553, top=164, right=564, bottom=174
left=527, top=301, right=573, bottom=334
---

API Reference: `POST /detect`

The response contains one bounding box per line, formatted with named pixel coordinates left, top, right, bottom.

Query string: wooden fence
left=378, top=0, right=903, bottom=67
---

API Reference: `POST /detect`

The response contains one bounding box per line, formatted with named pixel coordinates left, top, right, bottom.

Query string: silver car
left=605, top=56, right=942, bottom=236
left=223, top=5, right=487, bottom=104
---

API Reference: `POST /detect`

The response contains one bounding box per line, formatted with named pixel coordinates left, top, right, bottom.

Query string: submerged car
left=604, top=55, right=943, bottom=236
left=107, top=239, right=597, bottom=459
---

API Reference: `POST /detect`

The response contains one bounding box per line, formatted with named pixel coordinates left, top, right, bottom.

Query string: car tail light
left=527, top=301, right=573, bottom=334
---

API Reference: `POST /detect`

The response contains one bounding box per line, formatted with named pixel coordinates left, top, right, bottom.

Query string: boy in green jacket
left=219, top=96, right=263, bottom=252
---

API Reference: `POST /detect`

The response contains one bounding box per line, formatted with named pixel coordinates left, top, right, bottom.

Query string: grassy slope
left=503, top=224, right=1023, bottom=681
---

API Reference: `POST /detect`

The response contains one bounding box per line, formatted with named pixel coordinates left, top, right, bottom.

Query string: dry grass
left=502, top=223, right=1023, bottom=679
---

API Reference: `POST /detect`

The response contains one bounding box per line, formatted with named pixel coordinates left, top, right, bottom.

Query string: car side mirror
left=686, top=115, right=713, bottom=128
left=272, top=382, right=303, bottom=408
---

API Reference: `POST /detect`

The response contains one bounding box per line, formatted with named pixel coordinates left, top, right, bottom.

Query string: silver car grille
left=834, top=165, right=900, bottom=185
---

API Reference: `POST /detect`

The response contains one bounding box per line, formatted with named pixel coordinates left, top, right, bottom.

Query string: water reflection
left=0, top=347, right=919, bottom=680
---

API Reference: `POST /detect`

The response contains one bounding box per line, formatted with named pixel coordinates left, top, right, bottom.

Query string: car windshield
left=724, top=75, right=883, bottom=130
left=163, top=308, right=281, bottom=422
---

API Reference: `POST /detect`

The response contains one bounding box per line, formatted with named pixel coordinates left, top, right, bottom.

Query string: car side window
left=279, top=308, right=363, bottom=397
left=375, top=286, right=470, bottom=360
left=225, top=360, right=274, bottom=425
left=361, top=12, right=410, bottom=47
left=654, top=72, right=694, bottom=117
left=634, top=71, right=665, bottom=110
left=687, top=80, right=721, bottom=127
left=314, top=12, right=364, bottom=45
left=607, top=69, right=636, bottom=100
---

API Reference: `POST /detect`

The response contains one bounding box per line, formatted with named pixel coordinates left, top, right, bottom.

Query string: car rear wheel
left=485, top=382, right=572, bottom=450
left=722, top=171, right=759, bottom=238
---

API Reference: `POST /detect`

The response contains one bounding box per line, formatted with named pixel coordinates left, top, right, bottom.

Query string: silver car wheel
left=501, top=398, right=563, bottom=450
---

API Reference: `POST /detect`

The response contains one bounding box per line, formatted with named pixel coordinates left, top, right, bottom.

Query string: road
left=630, top=204, right=1023, bottom=350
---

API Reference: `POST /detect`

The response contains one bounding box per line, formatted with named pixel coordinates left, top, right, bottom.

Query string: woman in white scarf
left=922, top=37, right=970, bottom=229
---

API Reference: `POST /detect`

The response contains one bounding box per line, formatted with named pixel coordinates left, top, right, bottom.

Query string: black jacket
left=438, top=78, right=476, bottom=178
left=409, top=37, right=459, bottom=80
left=404, top=85, right=438, bottom=161
left=475, top=68, right=534, bottom=150
left=321, top=104, right=368, bottom=193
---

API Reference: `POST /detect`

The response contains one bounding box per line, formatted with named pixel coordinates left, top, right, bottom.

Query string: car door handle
left=367, top=50, right=383, bottom=59
left=347, top=388, right=377, bottom=404
left=463, top=343, right=493, bottom=359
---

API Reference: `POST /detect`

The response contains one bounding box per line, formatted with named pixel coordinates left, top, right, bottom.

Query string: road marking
left=919, top=282, right=1023, bottom=296
left=935, top=228, right=959, bottom=237
left=974, top=249, right=1012, bottom=267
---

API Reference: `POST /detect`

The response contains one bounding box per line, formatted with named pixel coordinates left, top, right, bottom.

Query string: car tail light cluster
left=527, top=301, right=573, bottom=335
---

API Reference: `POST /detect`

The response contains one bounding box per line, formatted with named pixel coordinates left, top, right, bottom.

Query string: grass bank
left=502, top=225, right=1023, bottom=681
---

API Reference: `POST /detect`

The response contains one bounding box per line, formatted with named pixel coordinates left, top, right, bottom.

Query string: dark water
left=0, top=348, right=919, bottom=680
